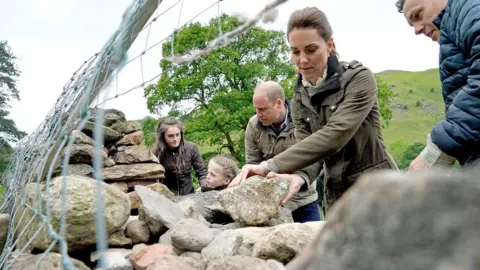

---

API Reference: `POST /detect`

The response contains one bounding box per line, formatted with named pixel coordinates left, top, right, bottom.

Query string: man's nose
left=414, top=24, right=424, bottom=35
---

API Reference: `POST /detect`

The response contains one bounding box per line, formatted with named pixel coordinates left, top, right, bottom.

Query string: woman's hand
left=266, top=172, right=305, bottom=206
left=228, top=164, right=268, bottom=187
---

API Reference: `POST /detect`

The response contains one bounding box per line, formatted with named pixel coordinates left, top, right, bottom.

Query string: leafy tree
left=0, top=138, right=13, bottom=177
left=375, top=75, right=393, bottom=128
left=0, top=41, right=26, bottom=143
left=145, top=14, right=295, bottom=162
left=141, top=116, right=159, bottom=148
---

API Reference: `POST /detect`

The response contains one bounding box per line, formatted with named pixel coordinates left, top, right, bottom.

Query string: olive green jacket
left=263, top=56, right=398, bottom=211
left=244, top=104, right=319, bottom=211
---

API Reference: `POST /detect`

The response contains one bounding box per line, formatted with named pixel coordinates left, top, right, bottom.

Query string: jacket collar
left=432, top=8, right=445, bottom=30
left=296, top=54, right=344, bottom=102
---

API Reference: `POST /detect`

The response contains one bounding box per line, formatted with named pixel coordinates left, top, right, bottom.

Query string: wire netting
left=0, top=0, right=288, bottom=268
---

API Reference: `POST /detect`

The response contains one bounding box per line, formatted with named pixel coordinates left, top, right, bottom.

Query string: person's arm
left=244, top=118, right=263, bottom=165
left=425, top=4, right=480, bottom=164
left=191, top=143, right=207, bottom=185
left=262, top=68, right=377, bottom=173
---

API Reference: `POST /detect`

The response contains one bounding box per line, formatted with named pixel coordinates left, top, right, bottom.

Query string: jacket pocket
left=319, top=90, right=344, bottom=123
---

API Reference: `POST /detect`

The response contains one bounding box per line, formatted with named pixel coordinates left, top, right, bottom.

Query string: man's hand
left=408, top=155, right=429, bottom=171
left=266, top=172, right=305, bottom=206
left=228, top=164, right=268, bottom=187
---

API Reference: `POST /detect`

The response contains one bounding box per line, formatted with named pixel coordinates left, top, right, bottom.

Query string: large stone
left=129, top=244, right=177, bottom=270
left=72, top=130, right=94, bottom=145
left=286, top=168, right=480, bottom=270
left=135, top=185, right=185, bottom=235
left=234, top=227, right=269, bottom=256
left=82, top=121, right=123, bottom=142
left=108, top=230, right=132, bottom=247
left=128, top=183, right=174, bottom=209
left=60, top=164, right=95, bottom=178
left=202, top=230, right=243, bottom=261
left=116, top=131, right=144, bottom=146
left=89, top=108, right=126, bottom=127
left=103, top=163, right=165, bottom=181
left=110, top=120, right=142, bottom=135
left=261, top=207, right=294, bottom=227
left=8, top=252, right=90, bottom=270
left=180, top=252, right=207, bottom=269
left=126, top=219, right=150, bottom=244
left=206, top=255, right=285, bottom=270
left=173, top=191, right=233, bottom=225
left=144, top=255, right=195, bottom=270
left=90, top=249, right=133, bottom=270
left=217, top=176, right=289, bottom=225
left=252, top=223, right=315, bottom=264
left=62, top=144, right=108, bottom=164
left=13, top=175, right=131, bottom=252
left=113, top=145, right=159, bottom=164
left=170, top=218, right=216, bottom=252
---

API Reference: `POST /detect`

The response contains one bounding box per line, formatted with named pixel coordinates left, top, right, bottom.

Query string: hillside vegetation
left=376, top=68, right=444, bottom=161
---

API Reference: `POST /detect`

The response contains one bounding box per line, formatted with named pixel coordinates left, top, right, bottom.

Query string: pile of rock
left=5, top=174, right=325, bottom=270
left=53, top=108, right=169, bottom=214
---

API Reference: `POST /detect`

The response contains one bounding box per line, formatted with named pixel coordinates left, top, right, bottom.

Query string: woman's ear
left=327, top=37, right=335, bottom=54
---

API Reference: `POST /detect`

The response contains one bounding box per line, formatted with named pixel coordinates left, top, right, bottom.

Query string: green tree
left=141, top=116, right=159, bottom=148
left=145, top=14, right=295, bottom=162
left=0, top=41, right=26, bottom=143
left=0, top=138, right=13, bottom=178
left=375, top=75, right=393, bottom=128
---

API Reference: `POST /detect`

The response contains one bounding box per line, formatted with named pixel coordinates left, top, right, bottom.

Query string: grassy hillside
left=376, top=68, right=444, bottom=158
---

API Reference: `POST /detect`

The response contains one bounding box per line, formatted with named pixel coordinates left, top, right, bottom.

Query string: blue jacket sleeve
left=431, top=0, right=480, bottom=158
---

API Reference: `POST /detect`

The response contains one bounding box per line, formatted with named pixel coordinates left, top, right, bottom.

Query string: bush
left=398, top=142, right=426, bottom=170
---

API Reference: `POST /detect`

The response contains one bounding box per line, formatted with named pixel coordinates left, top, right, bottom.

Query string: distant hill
left=376, top=68, right=444, bottom=159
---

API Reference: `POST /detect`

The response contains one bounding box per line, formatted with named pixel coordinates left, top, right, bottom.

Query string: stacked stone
left=53, top=108, right=169, bottom=213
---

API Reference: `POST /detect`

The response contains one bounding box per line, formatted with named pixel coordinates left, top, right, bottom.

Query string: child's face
left=205, top=160, right=229, bottom=188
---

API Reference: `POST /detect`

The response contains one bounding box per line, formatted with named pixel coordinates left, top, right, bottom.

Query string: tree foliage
left=141, top=116, right=159, bottom=148
left=145, top=14, right=295, bottom=161
left=375, top=75, right=393, bottom=127
left=0, top=41, right=26, bottom=143
left=390, top=140, right=426, bottom=170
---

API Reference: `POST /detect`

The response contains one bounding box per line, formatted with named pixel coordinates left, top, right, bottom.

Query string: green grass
left=376, top=68, right=444, bottom=158
left=0, top=184, right=4, bottom=206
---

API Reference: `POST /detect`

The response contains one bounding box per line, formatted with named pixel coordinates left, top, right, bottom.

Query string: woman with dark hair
left=230, top=7, right=397, bottom=214
left=153, top=118, right=207, bottom=195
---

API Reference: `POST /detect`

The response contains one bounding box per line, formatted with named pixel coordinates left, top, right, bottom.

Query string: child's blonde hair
left=209, top=154, right=239, bottom=181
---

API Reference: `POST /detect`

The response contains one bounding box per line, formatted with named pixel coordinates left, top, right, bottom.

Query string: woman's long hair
left=153, top=118, right=187, bottom=172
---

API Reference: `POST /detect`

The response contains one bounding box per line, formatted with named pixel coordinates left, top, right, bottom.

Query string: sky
left=1, top=0, right=440, bottom=136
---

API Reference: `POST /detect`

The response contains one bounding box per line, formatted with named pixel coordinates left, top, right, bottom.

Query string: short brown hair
left=287, top=7, right=337, bottom=54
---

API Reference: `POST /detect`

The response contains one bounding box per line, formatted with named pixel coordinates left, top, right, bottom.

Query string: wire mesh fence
left=0, top=0, right=288, bottom=268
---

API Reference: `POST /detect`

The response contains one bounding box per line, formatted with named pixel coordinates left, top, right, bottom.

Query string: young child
left=201, top=155, right=239, bottom=192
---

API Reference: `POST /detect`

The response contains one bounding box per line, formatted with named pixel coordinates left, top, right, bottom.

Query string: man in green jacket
left=242, top=81, right=321, bottom=222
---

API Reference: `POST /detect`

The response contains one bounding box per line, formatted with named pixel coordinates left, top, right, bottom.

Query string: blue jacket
left=431, top=0, right=480, bottom=165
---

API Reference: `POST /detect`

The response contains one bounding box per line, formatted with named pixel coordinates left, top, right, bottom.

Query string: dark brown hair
left=153, top=117, right=186, bottom=172
left=287, top=7, right=337, bottom=54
